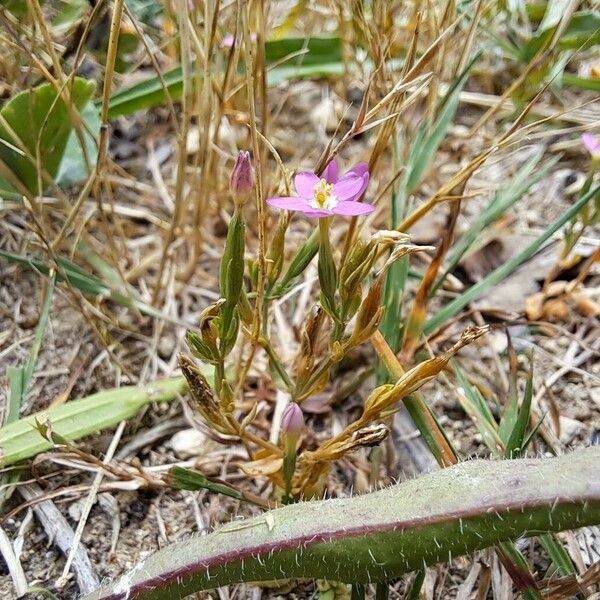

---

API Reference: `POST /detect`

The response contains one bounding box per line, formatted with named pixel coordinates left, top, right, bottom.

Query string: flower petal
left=304, top=209, right=334, bottom=218
left=267, top=196, right=313, bottom=212
left=333, top=201, right=375, bottom=216
left=294, top=172, right=320, bottom=197
left=348, top=162, right=368, bottom=177
left=582, top=132, right=600, bottom=155
left=332, top=174, right=365, bottom=202
left=321, top=160, right=339, bottom=183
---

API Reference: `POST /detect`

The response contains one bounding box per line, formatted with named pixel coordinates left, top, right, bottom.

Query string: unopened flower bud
left=281, top=402, right=303, bottom=437
left=230, top=151, right=255, bottom=207
left=281, top=402, right=303, bottom=501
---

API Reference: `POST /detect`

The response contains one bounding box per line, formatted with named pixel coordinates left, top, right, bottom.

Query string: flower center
left=309, top=179, right=338, bottom=211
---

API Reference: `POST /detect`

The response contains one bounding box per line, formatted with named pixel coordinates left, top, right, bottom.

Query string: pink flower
left=267, top=160, right=373, bottom=218
left=582, top=133, right=600, bottom=157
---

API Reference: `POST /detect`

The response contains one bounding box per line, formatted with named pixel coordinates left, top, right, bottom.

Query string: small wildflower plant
left=2, top=1, right=600, bottom=598
left=179, top=150, right=484, bottom=501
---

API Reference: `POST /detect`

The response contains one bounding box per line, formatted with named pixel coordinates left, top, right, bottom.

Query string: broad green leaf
left=83, top=449, right=600, bottom=600
left=55, top=100, right=100, bottom=187
left=0, top=77, right=95, bottom=195
left=52, top=0, right=88, bottom=29
left=0, top=0, right=29, bottom=17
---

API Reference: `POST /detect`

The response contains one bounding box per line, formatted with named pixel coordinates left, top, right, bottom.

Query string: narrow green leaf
left=6, top=368, right=25, bottom=426
left=562, top=73, right=600, bottom=92
left=539, top=534, right=576, bottom=577
left=351, top=584, right=366, bottom=600
left=105, top=37, right=342, bottom=118
left=402, top=53, right=480, bottom=196
left=23, top=271, right=56, bottom=389
left=497, top=541, right=542, bottom=599
left=375, top=582, right=389, bottom=600
left=0, top=249, right=188, bottom=325
left=404, top=570, right=425, bottom=600
left=169, top=466, right=243, bottom=500
left=403, top=396, right=459, bottom=466
left=0, top=377, right=189, bottom=466
left=269, top=229, right=319, bottom=298
left=505, top=355, right=534, bottom=459
left=519, top=11, right=600, bottom=62
left=435, top=149, right=557, bottom=293
left=424, top=184, right=600, bottom=335
left=498, top=336, right=520, bottom=444
left=452, top=362, right=504, bottom=456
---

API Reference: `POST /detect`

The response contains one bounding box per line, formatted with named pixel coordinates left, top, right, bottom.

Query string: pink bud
left=281, top=402, right=303, bottom=436
left=230, top=151, right=255, bottom=206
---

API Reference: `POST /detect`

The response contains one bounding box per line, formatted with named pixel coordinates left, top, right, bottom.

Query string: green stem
left=318, top=217, right=338, bottom=318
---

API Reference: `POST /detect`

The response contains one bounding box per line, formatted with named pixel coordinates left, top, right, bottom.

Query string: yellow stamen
left=311, top=179, right=337, bottom=210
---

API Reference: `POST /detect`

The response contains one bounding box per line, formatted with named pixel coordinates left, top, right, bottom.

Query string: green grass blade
left=435, top=149, right=557, bottom=293
left=380, top=56, right=478, bottom=357
left=497, top=541, right=542, bottom=599
left=0, top=377, right=188, bottom=466
left=380, top=143, right=408, bottom=356
left=4, top=271, right=56, bottom=426
left=403, top=395, right=459, bottom=466
left=424, top=184, right=600, bottom=335
left=22, top=270, right=56, bottom=388
left=169, top=466, right=243, bottom=500
left=375, top=582, right=390, bottom=600
left=269, top=228, right=319, bottom=298
left=402, top=53, right=480, bottom=196
left=6, top=368, right=25, bottom=426
left=452, top=361, right=504, bottom=455
left=498, top=335, right=520, bottom=444
left=403, top=570, right=425, bottom=600
left=539, top=534, right=576, bottom=577
left=561, top=73, right=600, bottom=92
left=452, top=361, right=496, bottom=426
left=105, top=37, right=342, bottom=118
left=0, top=250, right=187, bottom=325
left=504, top=354, right=534, bottom=459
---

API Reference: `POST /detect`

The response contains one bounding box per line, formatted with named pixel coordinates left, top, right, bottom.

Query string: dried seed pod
left=348, top=275, right=384, bottom=347
left=295, top=307, right=326, bottom=385
left=179, top=354, right=228, bottom=432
